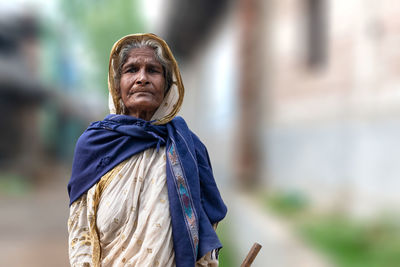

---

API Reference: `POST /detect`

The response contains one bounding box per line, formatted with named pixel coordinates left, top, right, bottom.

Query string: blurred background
left=1, top=0, right=400, bottom=266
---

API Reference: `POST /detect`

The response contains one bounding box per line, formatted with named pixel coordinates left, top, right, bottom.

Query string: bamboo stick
left=240, top=242, right=262, bottom=267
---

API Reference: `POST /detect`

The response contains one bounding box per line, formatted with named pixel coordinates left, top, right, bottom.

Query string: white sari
left=68, top=147, right=218, bottom=266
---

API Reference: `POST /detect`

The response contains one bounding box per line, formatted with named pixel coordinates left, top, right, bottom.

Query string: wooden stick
left=240, top=242, right=262, bottom=267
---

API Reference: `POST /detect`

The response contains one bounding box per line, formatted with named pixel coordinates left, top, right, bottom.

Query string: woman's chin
left=126, top=98, right=155, bottom=108
left=125, top=102, right=159, bottom=120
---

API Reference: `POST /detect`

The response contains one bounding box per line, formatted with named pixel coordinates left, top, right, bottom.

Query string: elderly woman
left=67, top=33, right=227, bottom=267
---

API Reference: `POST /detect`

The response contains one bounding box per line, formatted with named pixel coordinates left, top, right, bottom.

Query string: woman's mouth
left=129, top=90, right=153, bottom=96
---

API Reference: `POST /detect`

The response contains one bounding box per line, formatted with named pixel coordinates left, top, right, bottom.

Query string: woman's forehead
left=125, top=47, right=159, bottom=62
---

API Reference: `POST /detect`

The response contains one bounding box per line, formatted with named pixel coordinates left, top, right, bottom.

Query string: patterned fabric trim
left=167, top=143, right=199, bottom=258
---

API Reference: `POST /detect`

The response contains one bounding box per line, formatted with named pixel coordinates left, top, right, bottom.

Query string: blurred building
left=159, top=2, right=400, bottom=265
left=0, top=10, right=98, bottom=181
left=164, top=0, right=400, bottom=218
left=0, top=14, right=48, bottom=178
left=257, top=0, right=400, bottom=217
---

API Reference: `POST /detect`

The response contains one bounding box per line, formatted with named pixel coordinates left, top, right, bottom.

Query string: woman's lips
left=129, top=90, right=153, bottom=96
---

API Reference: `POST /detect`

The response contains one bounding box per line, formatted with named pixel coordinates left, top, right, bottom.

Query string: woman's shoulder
left=73, top=119, right=116, bottom=154
left=171, top=116, right=207, bottom=148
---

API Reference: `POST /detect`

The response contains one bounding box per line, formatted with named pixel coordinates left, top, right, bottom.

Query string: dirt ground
left=0, top=168, right=70, bottom=267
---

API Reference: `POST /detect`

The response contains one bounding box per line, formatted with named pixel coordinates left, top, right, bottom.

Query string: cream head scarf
left=107, top=33, right=184, bottom=125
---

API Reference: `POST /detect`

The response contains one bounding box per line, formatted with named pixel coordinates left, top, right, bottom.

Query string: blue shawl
left=68, top=114, right=227, bottom=266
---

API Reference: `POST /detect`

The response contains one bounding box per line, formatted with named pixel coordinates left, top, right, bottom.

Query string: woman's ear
left=116, top=86, right=121, bottom=97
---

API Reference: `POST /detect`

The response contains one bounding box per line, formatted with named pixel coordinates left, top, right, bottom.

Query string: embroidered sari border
left=167, top=142, right=199, bottom=258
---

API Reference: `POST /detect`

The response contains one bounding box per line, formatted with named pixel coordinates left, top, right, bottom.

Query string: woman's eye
left=126, top=67, right=138, bottom=73
left=148, top=68, right=159, bottom=73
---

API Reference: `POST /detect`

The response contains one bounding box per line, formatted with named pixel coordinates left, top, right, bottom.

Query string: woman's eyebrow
left=146, top=63, right=163, bottom=69
left=122, top=62, right=136, bottom=69
left=123, top=61, right=162, bottom=70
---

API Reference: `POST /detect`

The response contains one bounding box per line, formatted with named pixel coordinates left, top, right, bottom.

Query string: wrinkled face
left=119, top=46, right=165, bottom=120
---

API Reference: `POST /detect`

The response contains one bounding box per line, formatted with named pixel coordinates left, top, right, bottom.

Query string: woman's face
left=119, top=46, right=165, bottom=120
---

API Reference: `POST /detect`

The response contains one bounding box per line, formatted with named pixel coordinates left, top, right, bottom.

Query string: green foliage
left=263, top=190, right=308, bottom=217
left=217, top=219, right=240, bottom=267
left=262, top=190, right=400, bottom=267
left=60, top=0, right=146, bottom=93
left=0, top=173, right=31, bottom=195
left=299, top=216, right=400, bottom=267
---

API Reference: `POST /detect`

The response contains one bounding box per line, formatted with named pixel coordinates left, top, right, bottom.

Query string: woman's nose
left=135, top=69, right=149, bottom=85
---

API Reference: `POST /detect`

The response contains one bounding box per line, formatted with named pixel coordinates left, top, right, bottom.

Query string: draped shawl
left=68, top=114, right=227, bottom=267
